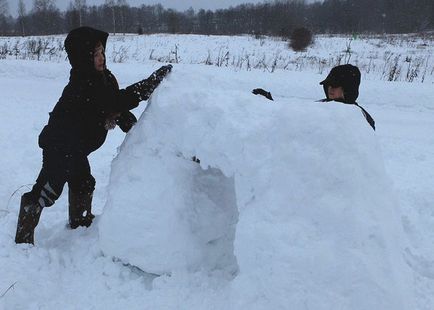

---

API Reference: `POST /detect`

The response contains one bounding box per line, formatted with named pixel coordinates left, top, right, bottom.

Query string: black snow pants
left=27, top=148, right=95, bottom=208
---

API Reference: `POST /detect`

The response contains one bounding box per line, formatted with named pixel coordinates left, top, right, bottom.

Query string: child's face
left=327, top=85, right=344, bottom=100
left=94, top=43, right=105, bottom=72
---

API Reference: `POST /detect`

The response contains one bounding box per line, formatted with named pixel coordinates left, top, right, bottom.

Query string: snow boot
left=15, top=193, right=43, bottom=244
left=68, top=189, right=95, bottom=229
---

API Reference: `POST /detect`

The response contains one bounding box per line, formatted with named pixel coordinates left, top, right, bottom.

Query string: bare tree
left=0, top=0, right=8, bottom=16
left=74, top=0, right=86, bottom=27
left=105, top=0, right=116, bottom=34
left=33, top=0, right=55, bottom=12
left=18, top=0, right=26, bottom=36
left=0, top=0, right=8, bottom=35
left=117, top=0, right=127, bottom=35
left=32, top=0, right=62, bottom=35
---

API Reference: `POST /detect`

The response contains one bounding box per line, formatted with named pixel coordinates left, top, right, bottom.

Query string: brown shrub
left=290, top=27, right=313, bottom=52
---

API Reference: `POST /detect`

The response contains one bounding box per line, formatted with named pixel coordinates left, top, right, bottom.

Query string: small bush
left=289, top=27, right=313, bottom=52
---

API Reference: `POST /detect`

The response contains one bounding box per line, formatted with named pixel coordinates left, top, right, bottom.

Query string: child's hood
left=64, top=27, right=109, bottom=71
left=320, top=64, right=361, bottom=103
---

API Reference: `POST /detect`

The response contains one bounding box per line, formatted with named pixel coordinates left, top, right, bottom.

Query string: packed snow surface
left=0, top=33, right=434, bottom=309
left=99, top=65, right=415, bottom=309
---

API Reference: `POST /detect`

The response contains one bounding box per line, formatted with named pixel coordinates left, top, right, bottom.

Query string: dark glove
left=116, top=111, right=137, bottom=133
left=252, top=88, right=273, bottom=101
left=126, top=64, right=173, bottom=102
left=154, top=64, right=173, bottom=80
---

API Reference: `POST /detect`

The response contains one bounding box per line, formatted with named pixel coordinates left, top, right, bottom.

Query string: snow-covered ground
left=1, top=33, right=433, bottom=83
left=0, top=34, right=434, bottom=309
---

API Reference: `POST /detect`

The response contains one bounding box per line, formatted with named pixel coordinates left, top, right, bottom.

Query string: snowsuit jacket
left=39, top=68, right=139, bottom=155
left=38, top=27, right=169, bottom=156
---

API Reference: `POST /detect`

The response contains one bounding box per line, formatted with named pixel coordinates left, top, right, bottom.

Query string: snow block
left=99, top=66, right=415, bottom=309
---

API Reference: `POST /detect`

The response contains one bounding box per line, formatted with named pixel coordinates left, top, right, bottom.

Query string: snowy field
left=0, top=33, right=433, bottom=83
left=0, top=34, right=434, bottom=309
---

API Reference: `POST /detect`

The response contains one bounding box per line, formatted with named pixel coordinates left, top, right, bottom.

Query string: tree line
left=0, top=0, right=433, bottom=37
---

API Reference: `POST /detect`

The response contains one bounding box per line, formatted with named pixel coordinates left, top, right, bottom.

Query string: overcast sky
left=7, top=0, right=300, bottom=15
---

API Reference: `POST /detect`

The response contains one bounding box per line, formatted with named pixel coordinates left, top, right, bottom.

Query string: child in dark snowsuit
left=319, top=64, right=375, bottom=130
left=252, top=64, right=375, bottom=130
left=15, top=27, right=172, bottom=244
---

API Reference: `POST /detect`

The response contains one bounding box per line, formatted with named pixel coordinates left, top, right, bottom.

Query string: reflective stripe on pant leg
left=31, top=149, right=68, bottom=209
left=37, top=182, right=60, bottom=208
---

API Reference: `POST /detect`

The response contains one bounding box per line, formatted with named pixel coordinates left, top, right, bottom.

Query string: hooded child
left=252, top=64, right=375, bottom=130
left=15, top=27, right=172, bottom=245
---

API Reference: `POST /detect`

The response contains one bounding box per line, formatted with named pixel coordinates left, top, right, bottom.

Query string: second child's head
left=320, top=64, right=361, bottom=104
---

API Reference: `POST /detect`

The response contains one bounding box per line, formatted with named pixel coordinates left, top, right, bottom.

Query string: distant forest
left=0, top=0, right=433, bottom=36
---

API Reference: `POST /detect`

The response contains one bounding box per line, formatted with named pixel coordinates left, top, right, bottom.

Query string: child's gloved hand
left=116, top=111, right=137, bottom=133
left=126, top=64, right=173, bottom=102
left=154, top=64, right=173, bottom=80
left=252, top=88, right=273, bottom=101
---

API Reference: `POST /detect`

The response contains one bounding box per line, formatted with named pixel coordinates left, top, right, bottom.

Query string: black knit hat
left=320, top=64, right=361, bottom=103
left=64, top=27, right=108, bottom=70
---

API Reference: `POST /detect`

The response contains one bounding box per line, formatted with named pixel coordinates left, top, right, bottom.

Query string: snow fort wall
left=99, top=65, right=415, bottom=309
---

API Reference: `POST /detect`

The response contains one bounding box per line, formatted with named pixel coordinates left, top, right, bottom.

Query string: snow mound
left=99, top=66, right=415, bottom=309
